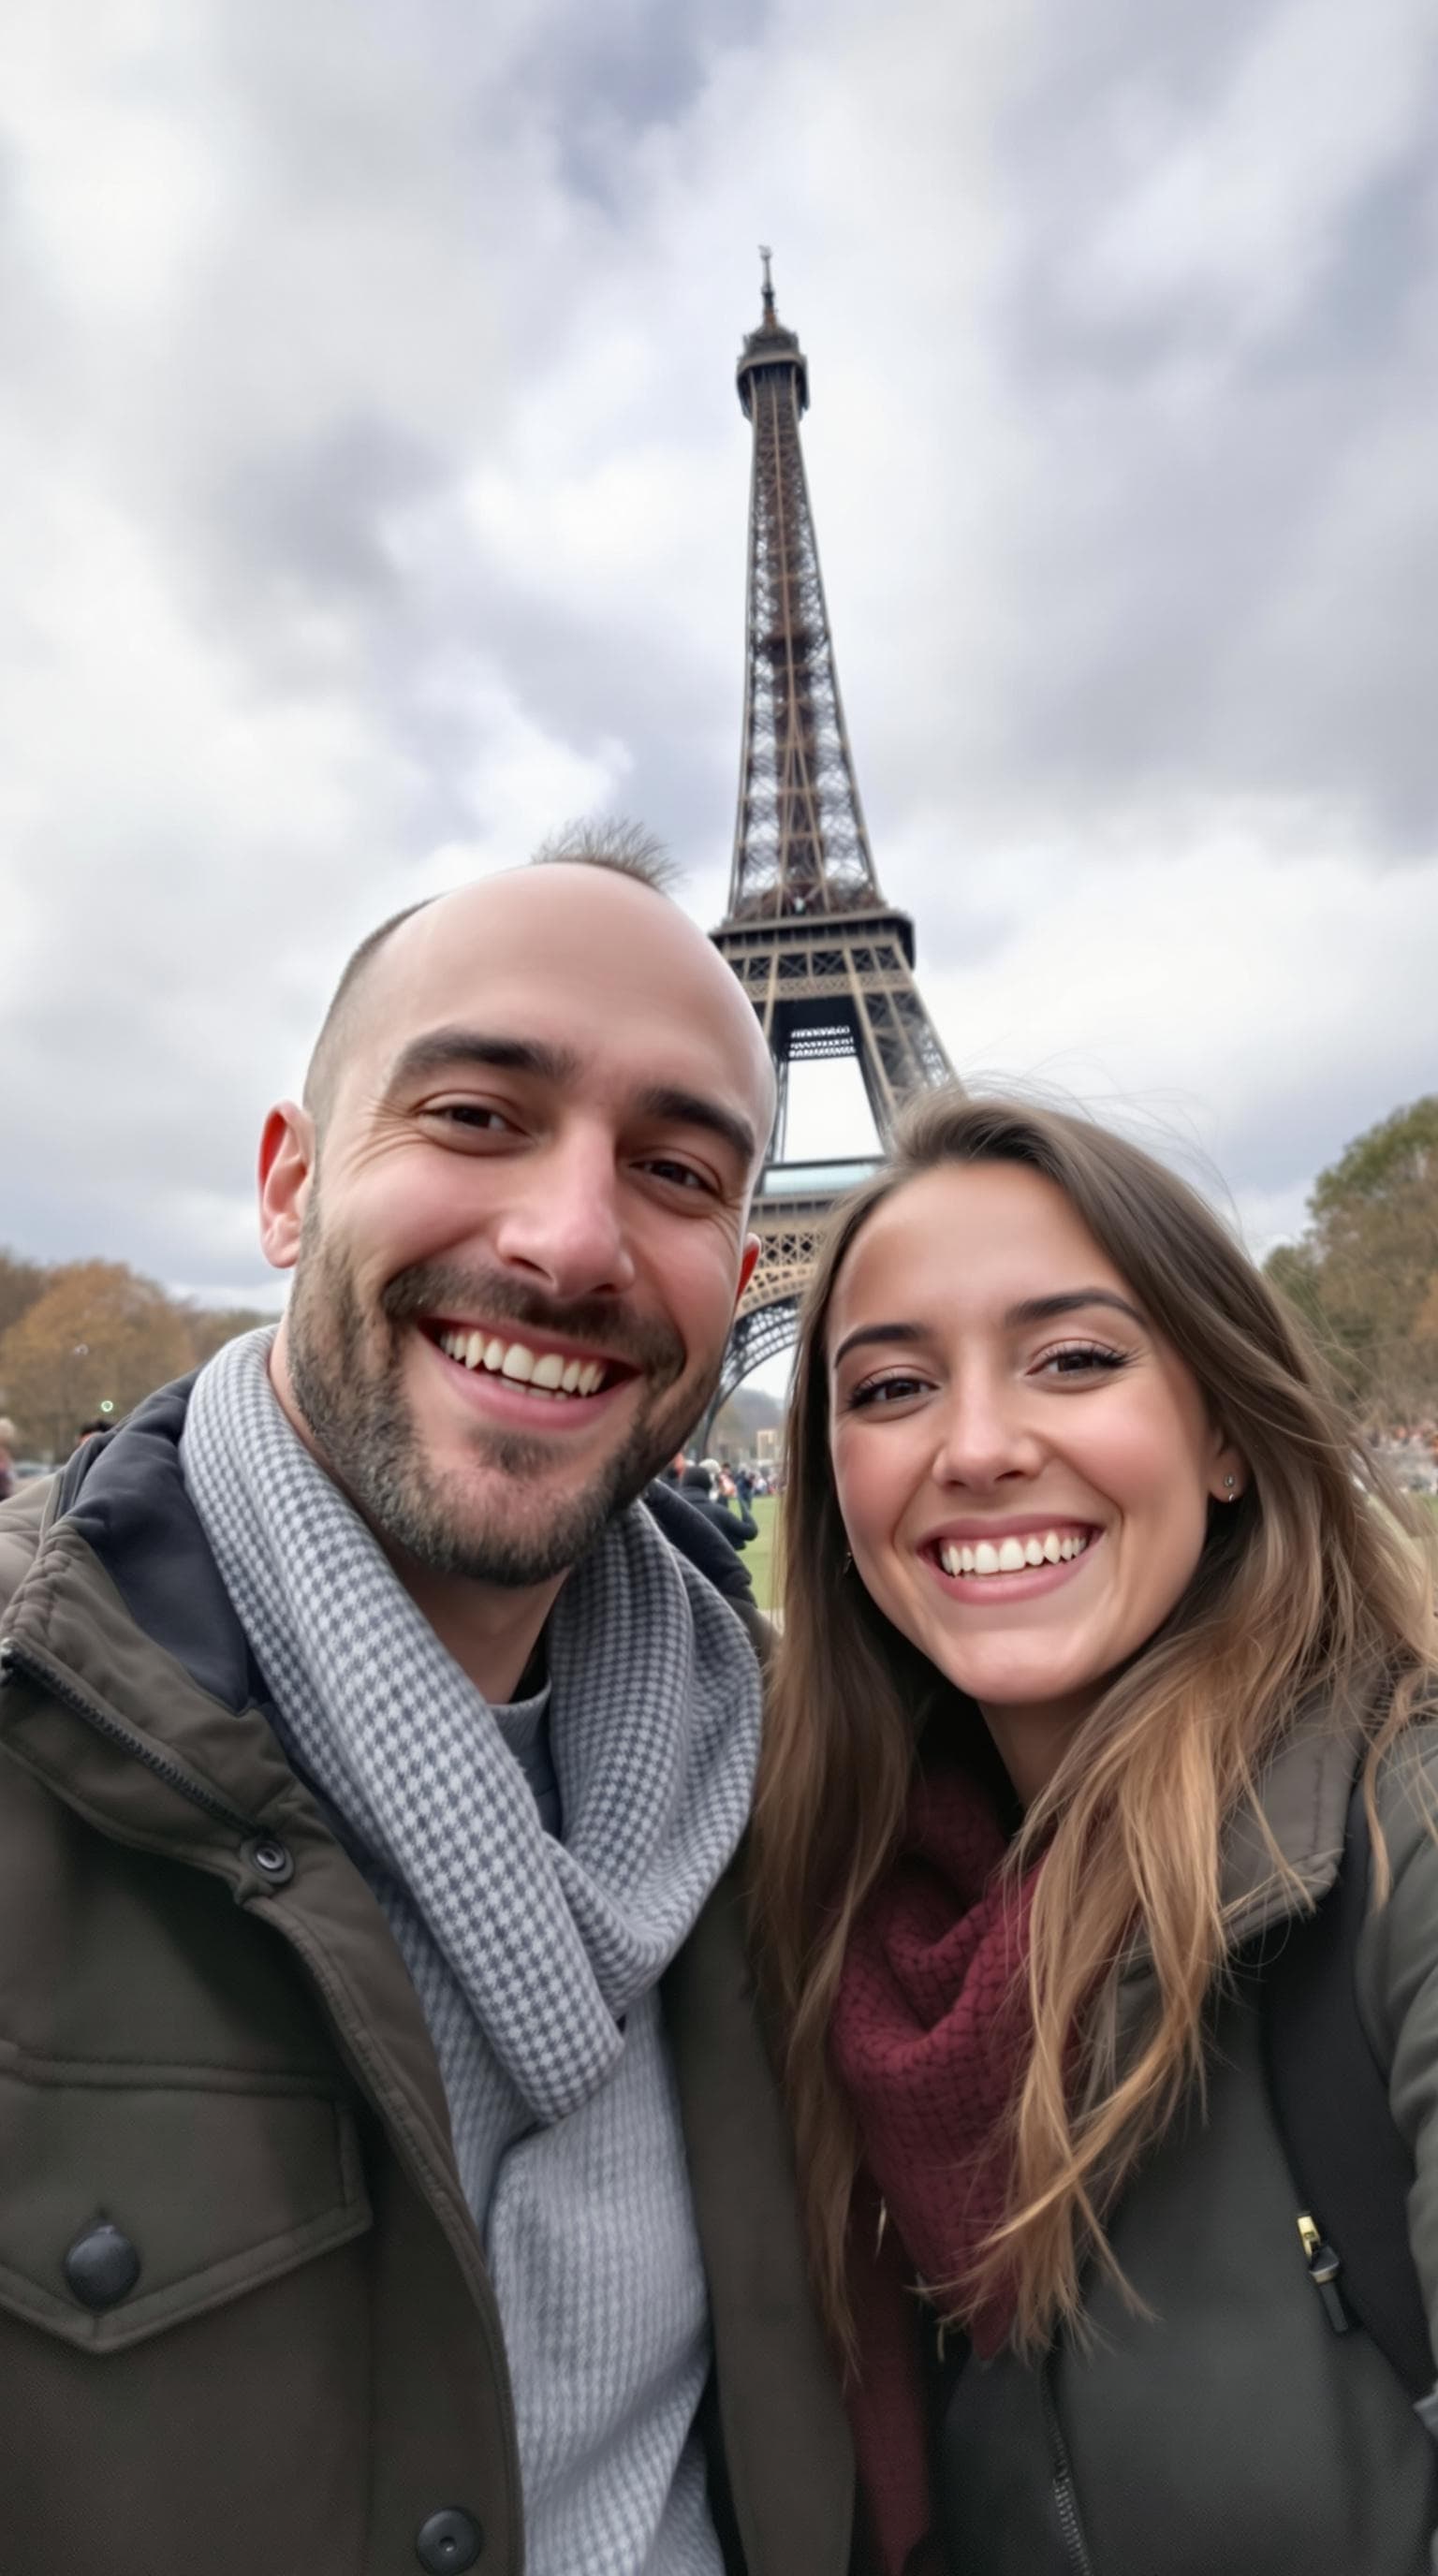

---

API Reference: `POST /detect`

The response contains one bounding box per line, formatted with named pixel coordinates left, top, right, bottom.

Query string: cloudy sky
left=6, top=0, right=1438, bottom=1384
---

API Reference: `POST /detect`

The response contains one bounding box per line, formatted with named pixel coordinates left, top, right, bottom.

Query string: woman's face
left=826, top=1161, right=1243, bottom=1780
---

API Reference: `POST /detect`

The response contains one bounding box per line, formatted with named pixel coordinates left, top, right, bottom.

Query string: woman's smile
left=924, top=1518, right=1102, bottom=1603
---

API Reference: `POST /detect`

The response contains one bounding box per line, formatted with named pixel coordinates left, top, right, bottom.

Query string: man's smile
left=414, top=1317, right=643, bottom=1433
left=424, top=1317, right=635, bottom=1403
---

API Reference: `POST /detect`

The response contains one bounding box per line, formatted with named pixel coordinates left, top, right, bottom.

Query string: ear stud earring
left=1223, top=1474, right=1238, bottom=1497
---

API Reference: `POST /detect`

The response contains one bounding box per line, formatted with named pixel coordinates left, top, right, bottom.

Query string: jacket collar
left=1220, top=1703, right=1363, bottom=1942
left=0, top=1378, right=324, bottom=1859
left=40, top=1373, right=261, bottom=1705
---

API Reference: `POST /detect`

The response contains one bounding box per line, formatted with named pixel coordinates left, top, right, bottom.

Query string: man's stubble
left=284, top=1210, right=721, bottom=1588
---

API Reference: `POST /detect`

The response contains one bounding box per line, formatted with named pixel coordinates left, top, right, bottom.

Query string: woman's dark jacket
left=928, top=1715, right=1438, bottom=2576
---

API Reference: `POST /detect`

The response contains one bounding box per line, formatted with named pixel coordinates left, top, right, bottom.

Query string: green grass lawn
left=744, top=1493, right=781, bottom=1614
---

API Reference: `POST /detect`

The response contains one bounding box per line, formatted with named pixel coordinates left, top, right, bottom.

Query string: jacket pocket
left=0, top=2052, right=372, bottom=2352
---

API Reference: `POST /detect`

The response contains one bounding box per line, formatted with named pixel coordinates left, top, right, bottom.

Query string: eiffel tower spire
left=727, top=250, right=881, bottom=924
left=709, top=256, right=956, bottom=1412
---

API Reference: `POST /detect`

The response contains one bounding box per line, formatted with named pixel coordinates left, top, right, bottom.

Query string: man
left=0, top=846, right=851, bottom=2576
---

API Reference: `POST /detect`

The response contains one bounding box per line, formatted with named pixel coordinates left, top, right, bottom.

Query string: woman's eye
left=846, top=1371, right=930, bottom=1410
left=1036, top=1341, right=1129, bottom=1379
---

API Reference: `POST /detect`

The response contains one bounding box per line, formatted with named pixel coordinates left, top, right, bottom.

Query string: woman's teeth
left=937, top=1530, right=1092, bottom=1577
left=434, top=1328, right=607, bottom=1399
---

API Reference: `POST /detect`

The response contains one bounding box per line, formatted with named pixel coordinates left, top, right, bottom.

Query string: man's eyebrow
left=383, top=1030, right=583, bottom=1093
left=634, top=1085, right=758, bottom=1171
left=829, top=1291, right=1143, bottom=1371
left=378, top=1038, right=759, bottom=1168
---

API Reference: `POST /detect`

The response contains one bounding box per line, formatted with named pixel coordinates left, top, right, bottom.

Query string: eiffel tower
left=709, top=254, right=954, bottom=1411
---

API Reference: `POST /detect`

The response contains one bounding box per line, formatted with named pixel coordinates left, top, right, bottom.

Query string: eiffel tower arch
left=709, top=256, right=955, bottom=1415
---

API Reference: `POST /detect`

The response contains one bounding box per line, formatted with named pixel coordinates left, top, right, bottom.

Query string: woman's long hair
left=752, top=1088, right=1437, bottom=2357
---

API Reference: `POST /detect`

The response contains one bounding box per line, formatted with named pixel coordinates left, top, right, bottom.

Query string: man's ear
left=259, top=1103, right=315, bottom=1272
left=735, top=1232, right=762, bottom=1308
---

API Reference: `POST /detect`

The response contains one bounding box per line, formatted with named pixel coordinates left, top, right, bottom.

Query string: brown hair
left=752, top=1087, right=1437, bottom=2355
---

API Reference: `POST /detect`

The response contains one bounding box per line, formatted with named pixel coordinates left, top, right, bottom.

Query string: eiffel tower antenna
left=709, top=253, right=956, bottom=1413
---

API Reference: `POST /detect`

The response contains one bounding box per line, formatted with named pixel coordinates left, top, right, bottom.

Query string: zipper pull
left=1298, top=2213, right=1351, bottom=2334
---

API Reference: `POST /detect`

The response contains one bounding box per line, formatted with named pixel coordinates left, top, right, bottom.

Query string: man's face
left=263, top=870, right=769, bottom=1588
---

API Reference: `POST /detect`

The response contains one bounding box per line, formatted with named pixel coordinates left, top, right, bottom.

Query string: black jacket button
left=65, top=2221, right=141, bottom=2310
left=416, top=2507, right=483, bottom=2571
left=241, top=1834, right=294, bottom=1885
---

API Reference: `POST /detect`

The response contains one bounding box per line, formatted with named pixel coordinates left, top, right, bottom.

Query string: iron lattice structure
left=710, top=256, right=955, bottom=1412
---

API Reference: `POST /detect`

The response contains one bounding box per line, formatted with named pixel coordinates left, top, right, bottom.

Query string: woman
left=753, top=1089, right=1438, bottom=2576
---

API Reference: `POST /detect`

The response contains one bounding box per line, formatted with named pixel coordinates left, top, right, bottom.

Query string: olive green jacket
left=0, top=1389, right=852, bottom=2576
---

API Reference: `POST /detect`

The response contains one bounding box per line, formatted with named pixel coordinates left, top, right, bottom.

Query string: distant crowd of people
left=1379, top=1422, right=1438, bottom=1491
left=657, top=1451, right=772, bottom=1551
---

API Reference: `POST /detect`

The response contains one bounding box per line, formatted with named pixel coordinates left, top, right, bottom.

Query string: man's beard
left=285, top=1222, right=718, bottom=1588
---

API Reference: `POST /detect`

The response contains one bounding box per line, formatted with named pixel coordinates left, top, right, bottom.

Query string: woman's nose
left=928, top=1381, right=1042, bottom=1488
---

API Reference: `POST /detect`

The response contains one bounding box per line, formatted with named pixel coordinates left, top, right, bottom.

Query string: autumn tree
left=0, top=1251, right=51, bottom=1340
left=1265, top=1096, right=1438, bottom=1418
left=0, top=1263, right=196, bottom=1458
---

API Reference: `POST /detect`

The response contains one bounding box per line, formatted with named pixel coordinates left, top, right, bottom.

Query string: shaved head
left=304, top=836, right=774, bottom=1149
left=305, top=855, right=778, bottom=1159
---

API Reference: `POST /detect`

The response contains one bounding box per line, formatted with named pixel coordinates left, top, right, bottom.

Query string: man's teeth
left=937, top=1531, right=1092, bottom=1577
left=434, top=1329, right=607, bottom=1398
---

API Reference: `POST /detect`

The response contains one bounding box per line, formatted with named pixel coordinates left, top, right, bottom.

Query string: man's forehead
left=353, top=870, right=774, bottom=1127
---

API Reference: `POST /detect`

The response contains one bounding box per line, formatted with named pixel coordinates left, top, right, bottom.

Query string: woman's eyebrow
left=1004, top=1289, right=1145, bottom=1328
left=830, top=1320, right=926, bottom=1368
left=830, top=1290, right=1144, bottom=1370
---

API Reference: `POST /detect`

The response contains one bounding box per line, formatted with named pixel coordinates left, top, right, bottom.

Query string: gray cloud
left=2, top=0, right=1436, bottom=1326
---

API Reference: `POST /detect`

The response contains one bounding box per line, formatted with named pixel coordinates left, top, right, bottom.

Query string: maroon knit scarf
left=830, top=1764, right=1045, bottom=2575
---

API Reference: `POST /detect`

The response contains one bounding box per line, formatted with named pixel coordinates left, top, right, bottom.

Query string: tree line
left=1264, top=1096, right=1438, bottom=1427
left=0, top=1258, right=270, bottom=1460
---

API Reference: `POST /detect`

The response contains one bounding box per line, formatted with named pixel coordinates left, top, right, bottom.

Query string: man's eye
left=431, top=1104, right=514, bottom=1134
left=641, top=1158, right=711, bottom=1193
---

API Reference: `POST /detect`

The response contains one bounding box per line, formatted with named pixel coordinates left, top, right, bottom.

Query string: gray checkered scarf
left=183, top=1329, right=761, bottom=2570
left=181, top=1328, right=760, bottom=2136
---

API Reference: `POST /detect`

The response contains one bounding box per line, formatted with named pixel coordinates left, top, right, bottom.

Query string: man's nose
left=929, top=1376, right=1041, bottom=1489
left=490, top=1133, right=637, bottom=1300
